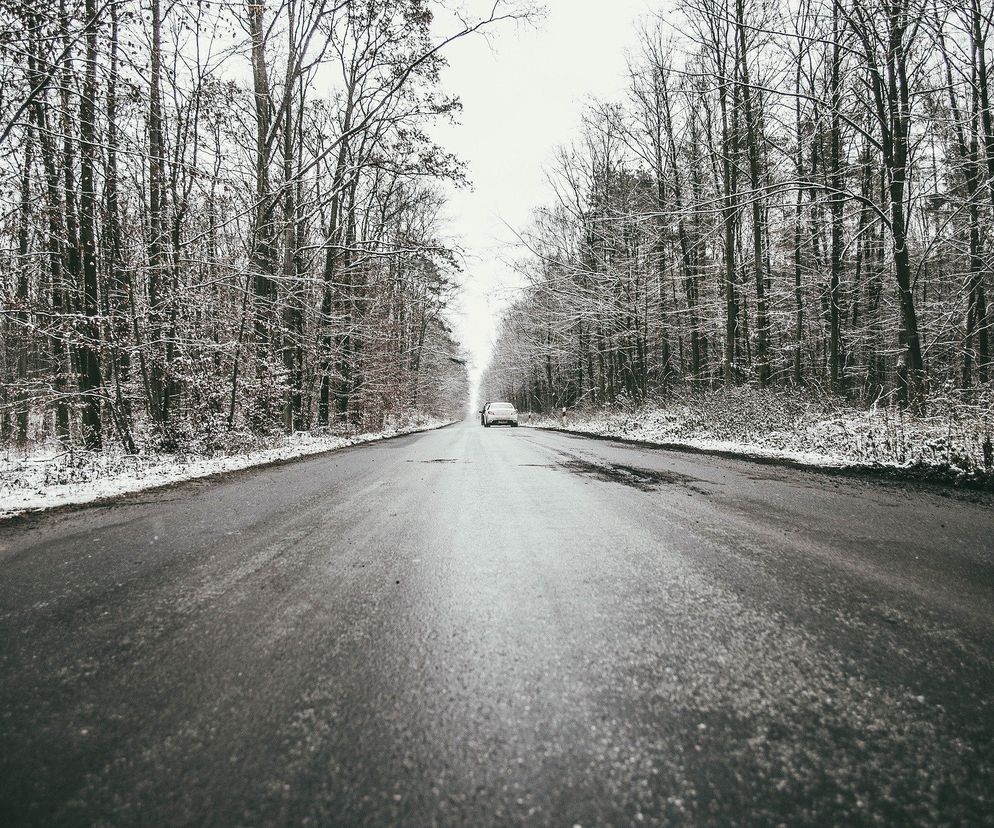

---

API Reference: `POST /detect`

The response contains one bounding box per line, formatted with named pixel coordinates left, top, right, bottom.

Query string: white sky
left=431, top=0, right=659, bottom=393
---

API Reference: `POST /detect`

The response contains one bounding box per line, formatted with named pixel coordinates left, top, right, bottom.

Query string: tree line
left=0, top=0, right=523, bottom=452
left=482, top=0, right=994, bottom=414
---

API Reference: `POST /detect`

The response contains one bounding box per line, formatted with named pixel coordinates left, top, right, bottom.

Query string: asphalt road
left=2, top=421, right=993, bottom=826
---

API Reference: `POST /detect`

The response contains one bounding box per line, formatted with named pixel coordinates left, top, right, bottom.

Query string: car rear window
left=490, top=404, right=515, bottom=411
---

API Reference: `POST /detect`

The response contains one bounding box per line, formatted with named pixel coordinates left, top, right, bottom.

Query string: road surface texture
left=2, top=421, right=993, bottom=826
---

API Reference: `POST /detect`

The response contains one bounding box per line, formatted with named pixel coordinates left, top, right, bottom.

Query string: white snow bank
left=527, top=387, right=994, bottom=483
left=0, top=417, right=452, bottom=521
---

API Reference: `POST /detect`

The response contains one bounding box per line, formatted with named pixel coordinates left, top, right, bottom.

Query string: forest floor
left=528, top=386, right=994, bottom=488
left=0, top=415, right=452, bottom=521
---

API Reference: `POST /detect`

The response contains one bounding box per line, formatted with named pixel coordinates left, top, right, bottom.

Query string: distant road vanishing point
left=2, top=421, right=993, bottom=825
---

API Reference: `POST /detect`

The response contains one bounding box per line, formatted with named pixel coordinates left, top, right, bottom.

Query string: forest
left=0, top=0, right=522, bottom=454
left=482, top=0, right=994, bottom=419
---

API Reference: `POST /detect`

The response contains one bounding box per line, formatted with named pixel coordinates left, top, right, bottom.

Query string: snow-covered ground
left=527, top=387, right=994, bottom=485
left=0, top=416, right=452, bottom=521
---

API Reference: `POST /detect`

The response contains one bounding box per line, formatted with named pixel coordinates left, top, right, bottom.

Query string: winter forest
left=3, top=0, right=994, bottom=470
left=482, top=0, right=994, bottom=423
left=0, top=0, right=524, bottom=454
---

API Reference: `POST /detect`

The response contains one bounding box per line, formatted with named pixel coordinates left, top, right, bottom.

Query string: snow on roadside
left=0, top=417, right=452, bottom=521
left=525, top=387, right=994, bottom=485
left=529, top=420, right=855, bottom=467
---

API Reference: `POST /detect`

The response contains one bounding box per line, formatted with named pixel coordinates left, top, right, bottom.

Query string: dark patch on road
left=561, top=458, right=707, bottom=493
left=408, top=458, right=460, bottom=464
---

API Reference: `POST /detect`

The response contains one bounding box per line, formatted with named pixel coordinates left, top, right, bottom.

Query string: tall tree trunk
left=885, top=0, right=924, bottom=402
left=940, top=26, right=988, bottom=391
left=828, top=0, right=845, bottom=391
left=15, top=115, right=33, bottom=445
left=718, top=44, right=740, bottom=385
left=793, top=58, right=806, bottom=386
left=660, top=67, right=700, bottom=378
left=318, top=85, right=355, bottom=426
left=148, top=0, right=170, bottom=428
left=967, top=0, right=991, bottom=379
left=78, top=0, right=102, bottom=448
left=103, top=1, right=136, bottom=452
left=58, top=0, right=84, bottom=440
left=735, top=0, right=769, bottom=386
left=28, top=20, right=70, bottom=440
left=248, top=0, right=279, bottom=431
left=282, top=89, right=305, bottom=432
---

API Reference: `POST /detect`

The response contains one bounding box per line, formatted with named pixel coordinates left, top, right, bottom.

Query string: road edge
left=530, top=425, right=994, bottom=493
left=0, top=420, right=460, bottom=526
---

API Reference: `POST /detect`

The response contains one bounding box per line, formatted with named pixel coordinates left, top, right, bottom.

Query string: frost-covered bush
left=537, top=386, right=993, bottom=485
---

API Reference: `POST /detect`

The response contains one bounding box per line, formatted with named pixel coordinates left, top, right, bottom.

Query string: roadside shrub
left=536, top=385, right=994, bottom=485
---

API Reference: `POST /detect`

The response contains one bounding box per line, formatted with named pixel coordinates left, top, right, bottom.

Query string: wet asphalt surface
left=1, top=420, right=993, bottom=826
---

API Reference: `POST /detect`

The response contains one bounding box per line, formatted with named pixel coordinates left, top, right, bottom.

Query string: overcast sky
left=431, top=0, right=658, bottom=393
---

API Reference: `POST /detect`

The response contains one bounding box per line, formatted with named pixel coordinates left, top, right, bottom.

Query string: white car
left=483, top=402, right=519, bottom=427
